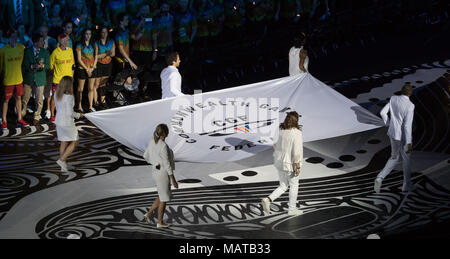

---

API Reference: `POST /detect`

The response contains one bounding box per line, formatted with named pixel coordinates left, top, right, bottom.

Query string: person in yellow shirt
left=49, top=34, right=75, bottom=122
left=0, top=30, right=29, bottom=129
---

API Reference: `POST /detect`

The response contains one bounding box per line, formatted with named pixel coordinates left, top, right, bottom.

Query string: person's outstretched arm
left=380, top=102, right=390, bottom=126
left=404, top=106, right=414, bottom=152
left=161, top=144, right=178, bottom=189
left=292, top=130, right=303, bottom=176
left=299, top=49, right=307, bottom=72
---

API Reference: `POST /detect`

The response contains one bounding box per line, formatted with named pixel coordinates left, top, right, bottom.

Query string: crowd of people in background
left=0, top=0, right=333, bottom=129
left=0, top=0, right=447, bottom=130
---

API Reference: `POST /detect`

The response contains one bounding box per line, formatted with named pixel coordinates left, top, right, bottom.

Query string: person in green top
left=275, top=0, right=301, bottom=23
left=246, top=0, right=272, bottom=37
left=156, top=3, right=175, bottom=55
left=91, top=0, right=111, bottom=27
left=21, top=33, right=50, bottom=126
left=130, top=4, right=158, bottom=71
left=208, top=0, right=225, bottom=43
left=191, top=0, right=216, bottom=49
left=223, top=0, right=246, bottom=41
left=174, top=1, right=197, bottom=62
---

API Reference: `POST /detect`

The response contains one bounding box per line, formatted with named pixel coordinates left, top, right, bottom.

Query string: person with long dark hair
left=289, top=33, right=309, bottom=76
left=143, top=124, right=178, bottom=228
left=76, top=28, right=98, bottom=113
left=94, top=25, right=115, bottom=108
left=262, top=111, right=304, bottom=216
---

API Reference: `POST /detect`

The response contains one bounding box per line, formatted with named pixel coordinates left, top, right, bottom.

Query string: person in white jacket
left=262, top=111, right=304, bottom=216
left=374, top=84, right=415, bottom=193
left=160, top=52, right=184, bottom=99
left=54, top=76, right=84, bottom=172
left=142, top=124, right=178, bottom=228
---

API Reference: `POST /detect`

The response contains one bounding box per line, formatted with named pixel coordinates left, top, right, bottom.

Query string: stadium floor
left=0, top=61, right=449, bottom=239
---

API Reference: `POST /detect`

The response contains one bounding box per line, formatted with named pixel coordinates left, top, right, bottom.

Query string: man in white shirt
left=161, top=52, right=184, bottom=99
left=374, top=84, right=415, bottom=193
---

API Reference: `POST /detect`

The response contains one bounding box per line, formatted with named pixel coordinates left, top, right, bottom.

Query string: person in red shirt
left=0, top=29, right=29, bottom=129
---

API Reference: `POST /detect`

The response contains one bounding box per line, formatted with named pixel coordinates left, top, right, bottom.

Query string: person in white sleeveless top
left=374, top=84, right=415, bottom=193
left=288, top=33, right=309, bottom=76
left=262, top=111, right=304, bottom=216
left=54, top=76, right=84, bottom=172
left=143, top=124, right=179, bottom=228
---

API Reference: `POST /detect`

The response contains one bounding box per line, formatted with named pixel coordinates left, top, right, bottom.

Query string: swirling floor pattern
left=0, top=62, right=449, bottom=239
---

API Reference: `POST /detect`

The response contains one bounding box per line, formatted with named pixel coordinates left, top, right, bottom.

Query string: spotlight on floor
left=67, top=234, right=81, bottom=239
left=367, top=234, right=380, bottom=239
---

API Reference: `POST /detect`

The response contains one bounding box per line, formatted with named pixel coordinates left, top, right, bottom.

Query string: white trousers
left=268, top=169, right=300, bottom=211
left=377, top=136, right=411, bottom=189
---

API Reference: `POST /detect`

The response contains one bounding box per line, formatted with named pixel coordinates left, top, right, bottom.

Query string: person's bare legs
left=99, top=76, right=109, bottom=104
left=77, top=79, right=85, bottom=110
left=87, top=78, right=95, bottom=109
left=147, top=197, right=160, bottom=216
left=94, top=78, right=100, bottom=106
left=45, top=97, right=51, bottom=116
left=2, top=99, right=9, bottom=123
left=59, top=141, right=68, bottom=158
left=157, top=201, right=167, bottom=224
left=51, top=97, right=55, bottom=118
left=15, top=95, right=23, bottom=121
left=60, top=141, right=78, bottom=162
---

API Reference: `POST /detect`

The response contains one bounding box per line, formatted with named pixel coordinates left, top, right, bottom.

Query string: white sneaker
left=287, top=208, right=303, bottom=216
left=143, top=213, right=152, bottom=224
left=45, top=110, right=51, bottom=120
left=374, top=177, right=382, bottom=194
left=56, top=159, right=68, bottom=172
left=261, top=198, right=271, bottom=215
left=157, top=223, right=170, bottom=228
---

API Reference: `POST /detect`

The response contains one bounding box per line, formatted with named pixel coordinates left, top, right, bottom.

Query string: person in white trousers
left=160, top=52, right=184, bottom=99
left=262, top=111, right=304, bottom=216
left=374, top=84, right=415, bottom=193
left=143, top=124, right=178, bottom=228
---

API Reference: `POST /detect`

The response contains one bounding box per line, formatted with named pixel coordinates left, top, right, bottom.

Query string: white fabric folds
left=85, top=73, right=384, bottom=163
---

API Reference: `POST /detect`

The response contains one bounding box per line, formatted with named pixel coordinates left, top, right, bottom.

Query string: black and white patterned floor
left=0, top=60, right=449, bottom=239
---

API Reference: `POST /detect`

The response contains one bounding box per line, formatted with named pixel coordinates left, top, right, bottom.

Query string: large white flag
left=85, top=73, right=384, bottom=163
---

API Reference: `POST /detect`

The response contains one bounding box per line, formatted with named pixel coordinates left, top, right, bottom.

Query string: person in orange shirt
left=0, top=29, right=29, bottom=129
left=49, top=34, right=75, bottom=122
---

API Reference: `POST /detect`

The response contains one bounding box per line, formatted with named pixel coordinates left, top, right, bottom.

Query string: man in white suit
left=160, top=52, right=184, bottom=99
left=374, top=84, right=415, bottom=193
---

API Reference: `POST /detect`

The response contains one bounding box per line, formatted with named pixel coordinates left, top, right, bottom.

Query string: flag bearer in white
left=374, top=84, right=415, bottom=193
left=288, top=33, right=308, bottom=76
left=160, top=51, right=184, bottom=99
left=262, top=111, right=304, bottom=216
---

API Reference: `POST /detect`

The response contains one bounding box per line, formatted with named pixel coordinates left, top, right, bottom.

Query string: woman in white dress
left=288, top=33, right=309, bottom=76
left=143, top=124, right=179, bottom=228
left=262, top=111, right=304, bottom=216
left=55, top=76, right=84, bottom=172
